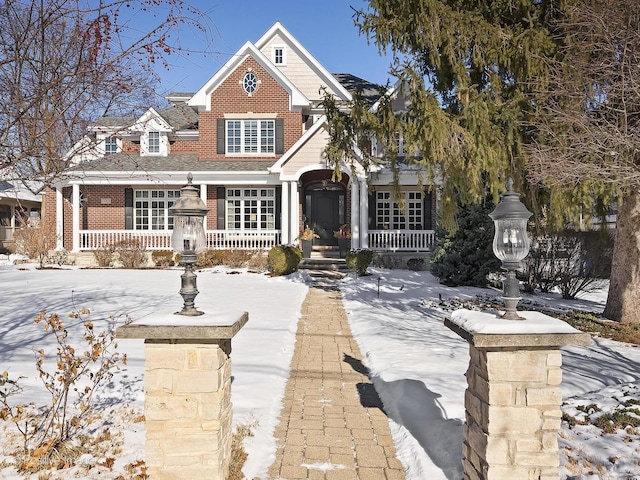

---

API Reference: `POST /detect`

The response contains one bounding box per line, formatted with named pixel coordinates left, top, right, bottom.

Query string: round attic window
left=243, top=72, right=258, bottom=94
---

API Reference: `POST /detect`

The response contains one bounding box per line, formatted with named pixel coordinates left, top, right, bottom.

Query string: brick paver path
left=267, top=285, right=405, bottom=480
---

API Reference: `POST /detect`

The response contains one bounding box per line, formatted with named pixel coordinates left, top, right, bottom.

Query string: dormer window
left=148, top=131, right=160, bottom=154
left=272, top=46, right=286, bottom=65
left=104, top=136, right=119, bottom=155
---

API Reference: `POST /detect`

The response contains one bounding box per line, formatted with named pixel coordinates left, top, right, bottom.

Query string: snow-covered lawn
left=0, top=262, right=638, bottom=479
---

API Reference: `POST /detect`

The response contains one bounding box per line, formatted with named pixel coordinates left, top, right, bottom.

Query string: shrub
left=522, top=230, right=612, bottom=299
left=195, top=250, right=222, bottom=268
left=151, top=250, right=174, bottom=268
left=346, top=249, right=373, bottom=276
left=430, top=202, right=500, bottom=287
left=267, top=245, right=301, bottom=276
left=13, top=227, right=53, bottom=268
left=406, top=258, right=425, bottom=271
left=93, top=245, right=115, bottom=268
left=0, top=309, right=127, bottom=473
left=218, top=249, right=253, bottom=268
left=114, top=239, right=147, bottom=269
left=245, top=251, right=269, bottom=272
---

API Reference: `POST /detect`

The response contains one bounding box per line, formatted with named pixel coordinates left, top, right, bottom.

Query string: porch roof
left=73, top=154, right=277, bottom=173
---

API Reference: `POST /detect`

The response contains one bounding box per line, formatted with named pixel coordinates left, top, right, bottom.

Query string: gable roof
left=188, top=39, right=309, bottom=111
left=255, top=22, right=352, bottom=103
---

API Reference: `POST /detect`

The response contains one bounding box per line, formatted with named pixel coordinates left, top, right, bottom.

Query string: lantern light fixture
left=168, top=173, right=209, bottom=316
left=489, top=178, right=532, bottom=320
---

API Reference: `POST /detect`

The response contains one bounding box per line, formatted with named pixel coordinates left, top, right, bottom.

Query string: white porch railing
left=78, top=229, right=433, bottom=252
left=78, top=229, right=282, bottom=251
left=0, top=226, right=14, bottom=241
left=368, top=229, right=435, bottom=252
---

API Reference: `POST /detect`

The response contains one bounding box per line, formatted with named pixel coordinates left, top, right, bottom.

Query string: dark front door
left=304, top=183, right=346, bottom=246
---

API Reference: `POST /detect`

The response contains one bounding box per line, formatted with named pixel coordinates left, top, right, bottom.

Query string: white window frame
left=104, top=136, right=120, bottom=155
left=226, top=119, right=275, bottom=155
left=226, top=188, right=276, bottom=231
left=272, top=45, right=286, bottom=65
left=376, top=191, right=424, bottom=230
left=141, top=130, right=167, bottom=156
left=134, top=189, right=181, bottom=230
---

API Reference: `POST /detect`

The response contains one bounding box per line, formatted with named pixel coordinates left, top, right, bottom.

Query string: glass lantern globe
left=169, top=174, right=208, bottom=257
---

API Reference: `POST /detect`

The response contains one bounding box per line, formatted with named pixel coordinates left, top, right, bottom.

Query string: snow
left=0, top=261, right=639, bottom=479
left=448, top=308, right=587, bottom=334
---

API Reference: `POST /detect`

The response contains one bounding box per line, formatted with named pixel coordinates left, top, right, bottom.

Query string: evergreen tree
left=431, top=202, right=500, bottom=287
left=323, top=0, right=640, bottom=323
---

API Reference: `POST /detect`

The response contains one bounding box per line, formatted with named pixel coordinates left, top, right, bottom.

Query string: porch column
left=200, top=184, right=207, bottom=230
left=56, top=187, right=64, bottom=250
left=280, top=183, right=290, bottom=244
left=359, top=178, right=369, bottom=249
left=290, top=181, right=299, bottom=240
left=72, top=184, right=80, bottom=252
left=350, top=179, right=360, bottom=248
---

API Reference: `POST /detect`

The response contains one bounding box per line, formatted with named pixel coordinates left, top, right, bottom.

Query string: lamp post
left=169, top=173, right=209, bottom=316
left=489, top=178, right=532, bottom=320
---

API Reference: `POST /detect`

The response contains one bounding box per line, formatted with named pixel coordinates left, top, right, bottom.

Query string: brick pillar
left=117, top=313, right=248, bottom=480
left=445, top=309, right=590, bottom=480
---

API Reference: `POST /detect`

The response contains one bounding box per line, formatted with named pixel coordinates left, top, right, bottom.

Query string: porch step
left=299, top=250, right=349, bottom=280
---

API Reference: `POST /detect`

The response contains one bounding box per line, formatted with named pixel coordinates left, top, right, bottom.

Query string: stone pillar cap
left=116, top=311, right=248, bottom=340
left=445, top=309, right=591, bottom=348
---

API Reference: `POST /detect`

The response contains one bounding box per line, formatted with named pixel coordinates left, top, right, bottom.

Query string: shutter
left=368, top=192, right=376, bottom=229
left=275, top=186, right=281, bottom=230
left=275, top=118, right=284, bottom=154
left=217, top=118, right=225, bottom=154
left=216, top=187, right=226, bottom=229
left=423, top=191, right=433, bottom=230
left=124, top=188, right=133, bottom=230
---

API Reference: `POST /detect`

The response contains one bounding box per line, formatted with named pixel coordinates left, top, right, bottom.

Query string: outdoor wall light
left=169, top=173, right=209, bottom=316
left=489, top=178, right=532, bottom=320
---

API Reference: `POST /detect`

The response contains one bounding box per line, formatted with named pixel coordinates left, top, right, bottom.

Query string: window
left=243, top=72, right=258, bottom=94
left=104, top=136, right=119, bottom=155
left=273, top=46, right=285, bottom=65
left=148, top=131, right=160, bottom=154
left=226, top=188, right=275, bottom=231
left=134, top=190, right=181, bottom=230
left=226, top=120, right=275, bottom=154
left=376, top=191, right=424, bottom=230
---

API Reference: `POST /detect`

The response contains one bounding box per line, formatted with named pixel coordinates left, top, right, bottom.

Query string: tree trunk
left=603, top=190, right=640, bottom=323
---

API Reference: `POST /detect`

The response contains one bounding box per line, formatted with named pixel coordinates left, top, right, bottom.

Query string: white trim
left=351, top=179, right=360, bottom=247
left=271, top=44, right=287, bottom=66
left=72, top=184, right=80, bottom=252
left=359, top=178, right=369, bottom=249
left=290, top=181, right=299, bottom=242
left=200, top=184, right=207, bottom=230
left=281, top=182, right=290, bottom=244
left=56, top=187, right=64, bottom=250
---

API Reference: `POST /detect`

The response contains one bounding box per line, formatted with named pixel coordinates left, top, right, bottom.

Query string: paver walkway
left=266, top=284, right=405, bottom=480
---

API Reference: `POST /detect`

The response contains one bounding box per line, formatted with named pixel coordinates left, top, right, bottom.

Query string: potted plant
left=297, top=226, right=318, bottom=258
left=333, top=224, right=352, bottom=258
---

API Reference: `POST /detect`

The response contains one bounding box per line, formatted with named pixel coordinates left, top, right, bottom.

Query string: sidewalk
left=266, top=284, right=405, bottom=480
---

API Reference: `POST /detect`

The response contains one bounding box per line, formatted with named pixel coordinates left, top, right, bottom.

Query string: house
left=43, top=22, right=436, bottom=264
left=0, top=180, right=42, bottom=253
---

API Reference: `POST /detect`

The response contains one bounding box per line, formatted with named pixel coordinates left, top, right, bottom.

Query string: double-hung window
left=226, top=188, right=275, bottom=231
left=226, top=120, right=275, bottom=154
left=376, top=191, right=424, bottom=230
left=148, top=131, right=160, bottom=154
left=134, top=190, right=181, bottom=230
left=104, top=136, right=119, bottom=155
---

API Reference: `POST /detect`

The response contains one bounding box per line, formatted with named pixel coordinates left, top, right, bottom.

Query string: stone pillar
left=117, top=312, right=248, bottom=480
left=445, top=309, right=590, bottom=480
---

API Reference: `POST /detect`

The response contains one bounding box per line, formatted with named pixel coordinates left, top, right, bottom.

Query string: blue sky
left=146, top=0, right=395, bottom=95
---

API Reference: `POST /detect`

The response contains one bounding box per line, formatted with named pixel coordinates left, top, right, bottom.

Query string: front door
left=304, top=182, right=346, bottom=246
